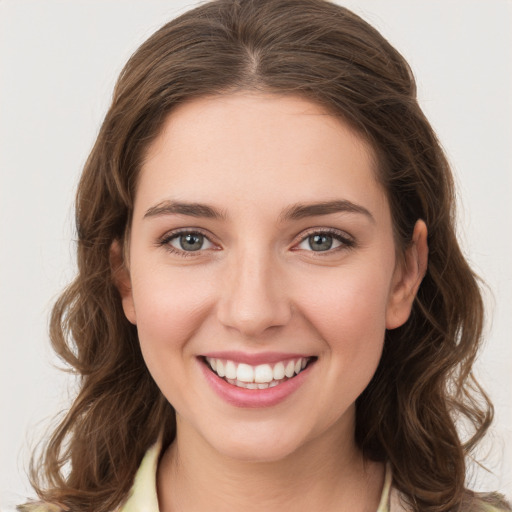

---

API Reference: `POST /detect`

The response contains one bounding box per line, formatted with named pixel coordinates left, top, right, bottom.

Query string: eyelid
left=157, top=226, right=355, bottom=257
left=157, top=228, right=219, bottom=257
left=292, top=227, right=355, bottom=253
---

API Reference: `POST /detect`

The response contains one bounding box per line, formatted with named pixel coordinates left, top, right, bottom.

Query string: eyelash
left=295, top=228, right=356, bottom=254
left=157, top=227, right=355, bottom=258
left=157, top=229, right=217, bottom=259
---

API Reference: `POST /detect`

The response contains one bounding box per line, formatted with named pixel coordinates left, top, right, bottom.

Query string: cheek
left=129, top=265, right=216, bottom=366
left=296, top=262, right=392, bottom=359
left=128, top=265, right=219, bottom=412
left=295, top=266, right=392, bottom=416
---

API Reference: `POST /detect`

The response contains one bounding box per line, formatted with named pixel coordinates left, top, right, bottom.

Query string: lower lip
left=199, top=359, right=314, bottom=408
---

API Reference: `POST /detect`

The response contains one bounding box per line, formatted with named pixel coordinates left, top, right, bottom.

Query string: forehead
left=136, top=93, right=387, bottom=221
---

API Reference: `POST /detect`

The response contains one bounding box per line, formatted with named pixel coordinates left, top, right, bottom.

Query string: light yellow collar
left=117, top=440, right=161, bottom=512
left=118, top=440, right=397, bottom=512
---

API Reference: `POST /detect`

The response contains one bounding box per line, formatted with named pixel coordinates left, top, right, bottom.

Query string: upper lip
left=200, top=351, right=315, bottom=366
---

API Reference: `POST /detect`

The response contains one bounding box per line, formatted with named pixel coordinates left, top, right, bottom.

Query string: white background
left=1, top=0, right=511, bottom=507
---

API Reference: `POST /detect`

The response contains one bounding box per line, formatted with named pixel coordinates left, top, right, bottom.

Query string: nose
left=216, top=248, right=292, bottom=338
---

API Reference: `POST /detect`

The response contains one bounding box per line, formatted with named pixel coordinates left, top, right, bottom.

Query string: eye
left=160, top=230, right=216, bottom=256
left=295, top=229, right=354, bottom=253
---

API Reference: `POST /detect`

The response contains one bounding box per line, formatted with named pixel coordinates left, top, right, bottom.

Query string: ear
left=386, top=220, right=428, bottom=330
left=110, top=239, right=137, bottom=325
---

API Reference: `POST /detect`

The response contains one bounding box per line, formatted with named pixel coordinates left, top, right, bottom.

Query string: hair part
left=26, top=1, right=505, bottom=511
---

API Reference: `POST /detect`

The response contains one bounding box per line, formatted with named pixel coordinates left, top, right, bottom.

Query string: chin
left=203, top=420, right=314, bottom=463
left=216, top=439, right=301, bottom=463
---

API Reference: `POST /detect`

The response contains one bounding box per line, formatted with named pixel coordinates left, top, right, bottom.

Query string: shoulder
left=382, top=466, right=511, bottom=512
left=15, top=440, right=162, bottom=512
left=471, top=492, right=512, bottom=512
left=387, top=488, right=511, bottom=512
left=14, top=503, right=63, bottom=512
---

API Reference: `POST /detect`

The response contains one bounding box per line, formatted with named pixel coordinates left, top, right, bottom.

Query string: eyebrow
left=280, top=200, right=374, bottom=223
left=143, top=199, right=374, bottom=223
left=144, top=201, right=228, bottom=220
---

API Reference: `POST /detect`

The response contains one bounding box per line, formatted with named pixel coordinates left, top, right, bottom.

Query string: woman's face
left=117, top=93, right=425, bottom=462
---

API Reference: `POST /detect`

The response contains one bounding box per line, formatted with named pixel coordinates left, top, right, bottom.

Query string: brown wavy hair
left=25, top=1, right=509, bottom=511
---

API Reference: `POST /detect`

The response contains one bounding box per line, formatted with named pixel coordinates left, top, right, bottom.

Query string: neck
left=157, top=410, right=385, bottom=512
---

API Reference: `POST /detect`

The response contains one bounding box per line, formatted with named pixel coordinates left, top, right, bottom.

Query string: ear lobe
left=110, top=240, right=137, bottom=325
left=386, top=220, right=428, bottom=330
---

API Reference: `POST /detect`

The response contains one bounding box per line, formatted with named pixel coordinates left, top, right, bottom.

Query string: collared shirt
left=117, top=441, right=407, bottom=512
left=16, top=443, right=509, bottom=512
left=117, top=442, right=509, bottom=512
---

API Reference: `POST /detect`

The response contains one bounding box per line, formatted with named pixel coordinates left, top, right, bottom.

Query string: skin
left=113, top=93, right=428, bottom=511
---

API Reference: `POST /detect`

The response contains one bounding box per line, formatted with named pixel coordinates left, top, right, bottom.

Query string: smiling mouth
left=203, top=356, right=316, bottom=390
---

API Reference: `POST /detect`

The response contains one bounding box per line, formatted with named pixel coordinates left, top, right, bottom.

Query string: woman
left=19, top=0, right=511, bottom=511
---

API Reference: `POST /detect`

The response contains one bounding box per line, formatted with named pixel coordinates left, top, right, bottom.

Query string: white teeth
left=254, top=364, right=273, bottom=383
left=206, top=356, right=312, bottom=387
left=236, top=363, right=255, bottom=383
left=284, top=360, right=295, bottom=378
left=273, top=362, right=285, bottom=380
left=226, top=379, right=284, bottom=390
left=225, top=360, right=237, bottom=380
